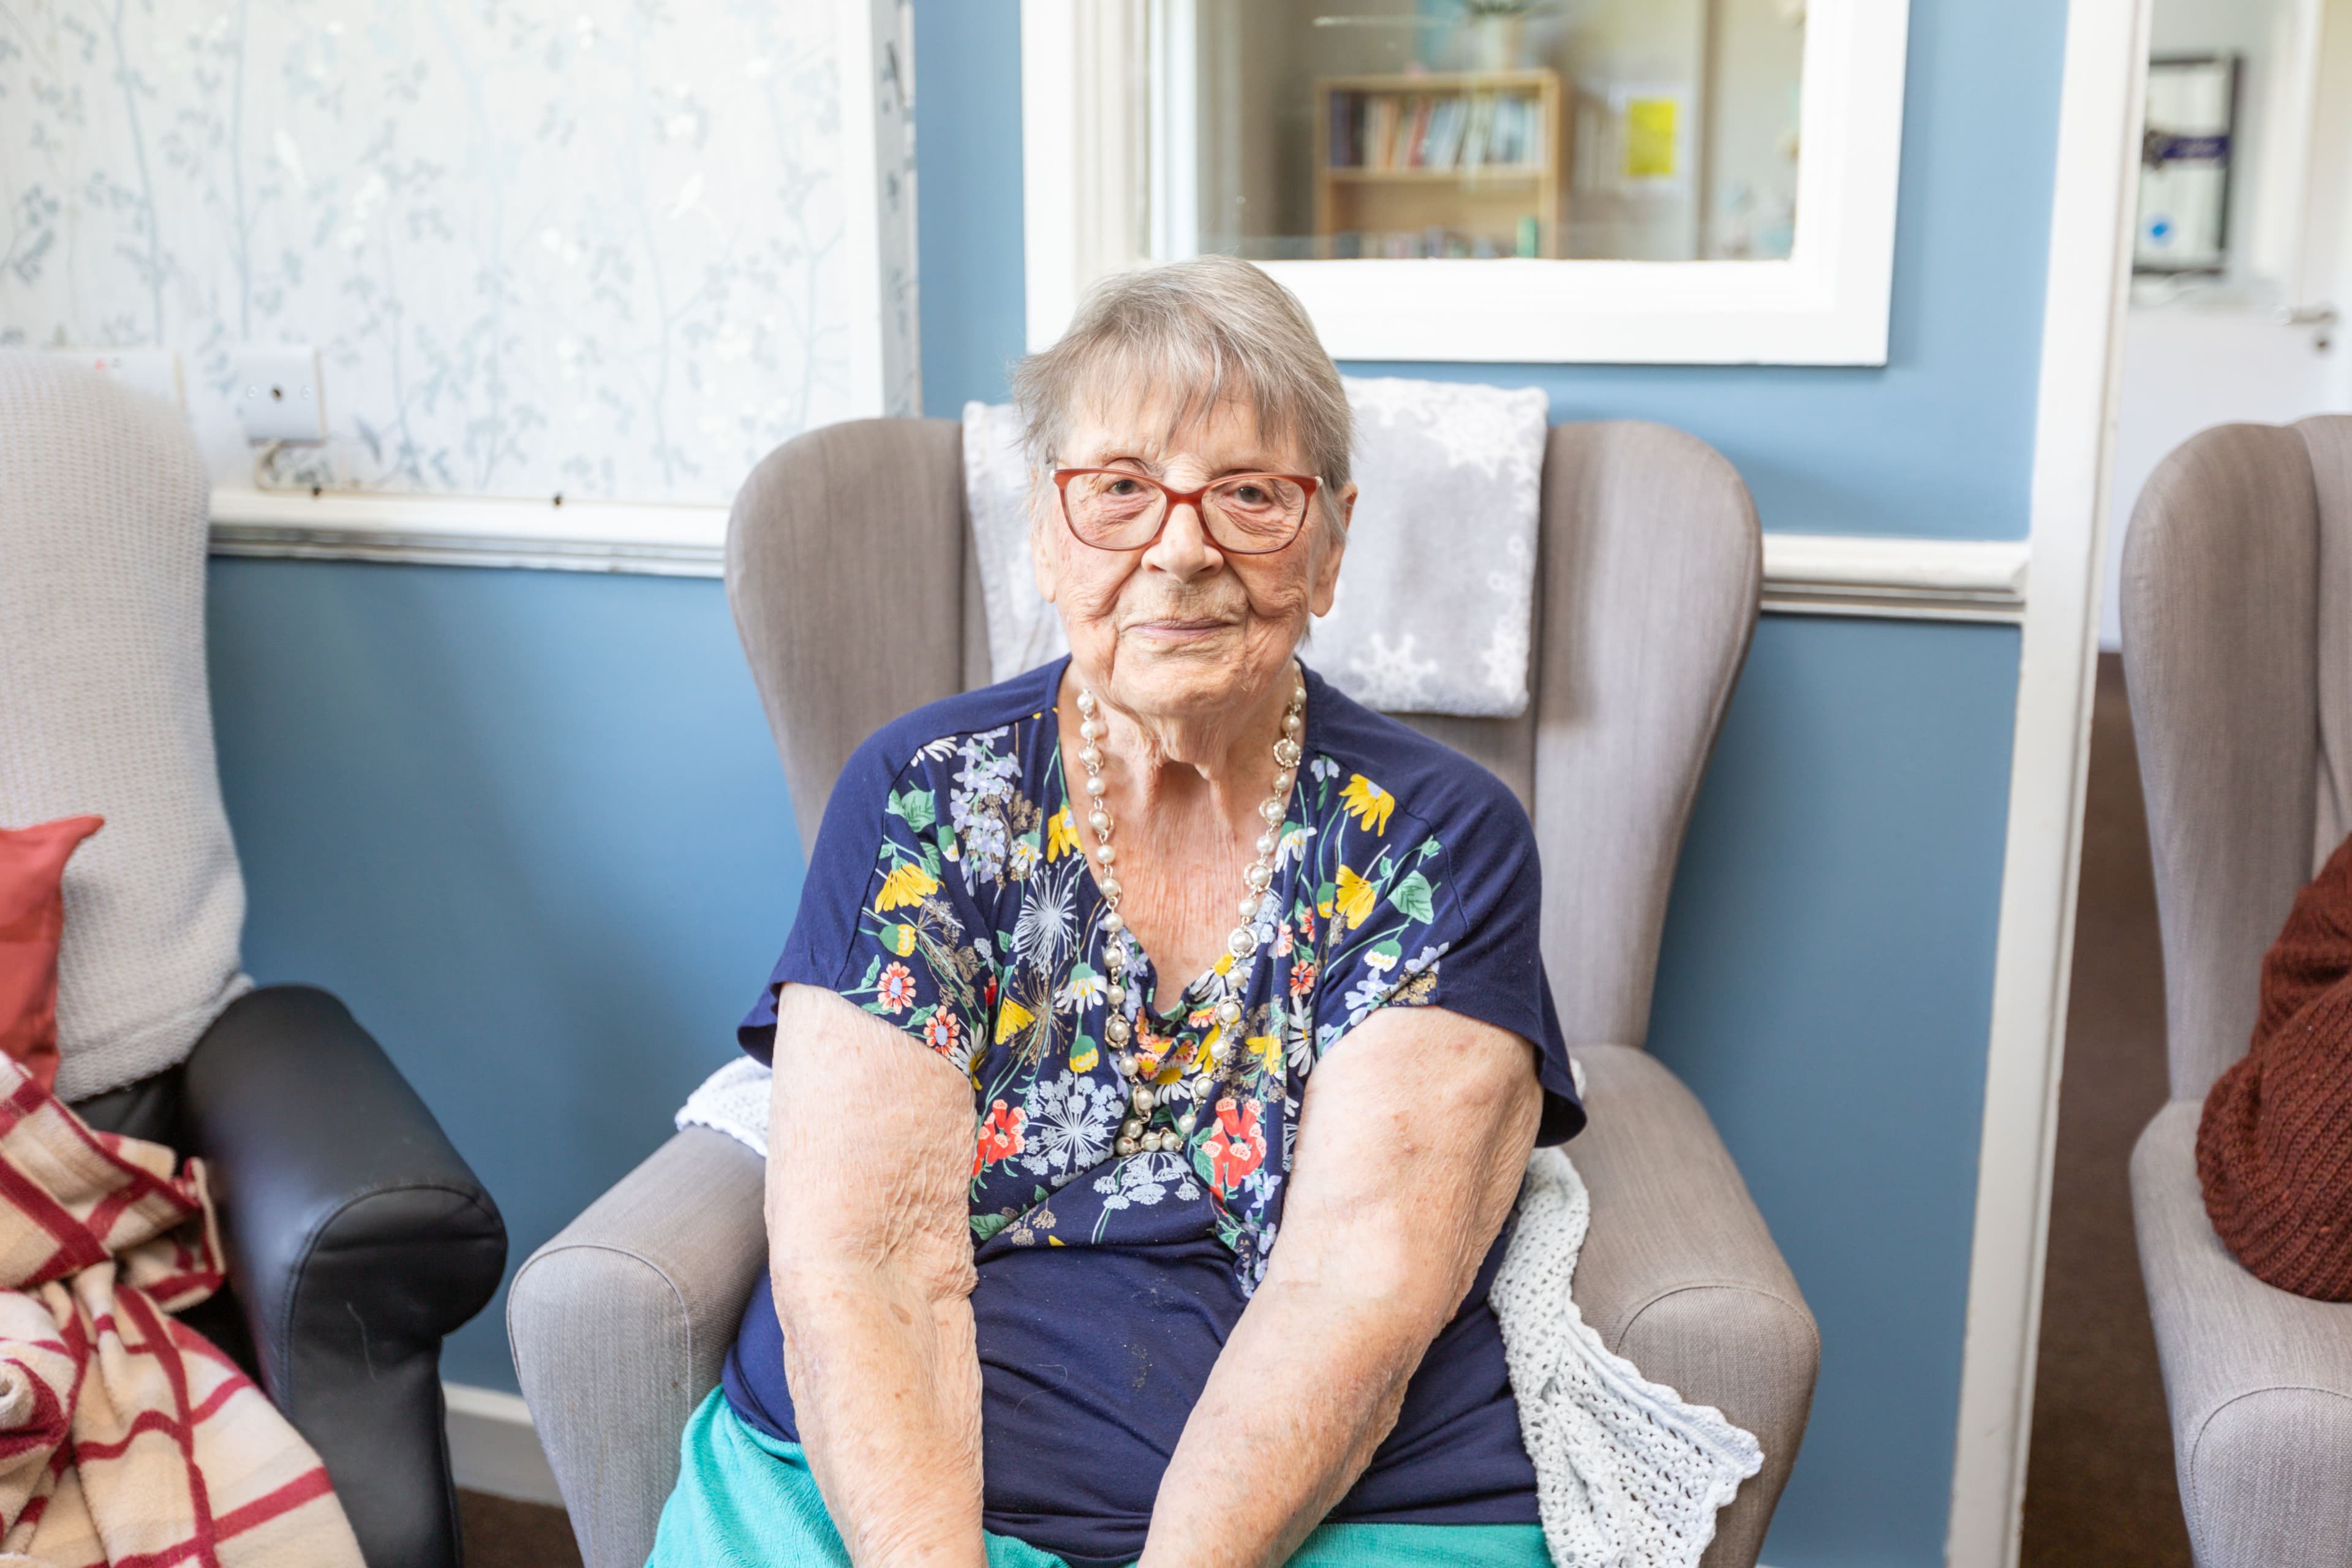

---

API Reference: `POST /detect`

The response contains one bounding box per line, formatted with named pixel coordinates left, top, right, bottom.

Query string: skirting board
left=209, top=487, right=2031, bottom=624
left=445, top=1381, right=564, bottom=1508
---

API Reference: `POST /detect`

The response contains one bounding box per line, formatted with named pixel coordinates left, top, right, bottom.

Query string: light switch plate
left=54, top=347, right=184, bottom=410
left=228, top=345, right=326, bottom=443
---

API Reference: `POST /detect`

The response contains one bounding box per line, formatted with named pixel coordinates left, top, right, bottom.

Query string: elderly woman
left=650, top=255, right=1584, bottom=1568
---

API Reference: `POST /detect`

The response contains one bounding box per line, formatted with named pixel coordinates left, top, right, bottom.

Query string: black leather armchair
left=75, top=986, right=508, bottom=1568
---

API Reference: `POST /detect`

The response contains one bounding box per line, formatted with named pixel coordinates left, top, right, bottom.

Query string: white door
left=2099, top=0, right=2352, bottom=649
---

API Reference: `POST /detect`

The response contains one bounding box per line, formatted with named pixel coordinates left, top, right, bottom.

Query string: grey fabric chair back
left=727, top=417, right=1758, bottom=1052
left=2120, top=415, right=2352, bottom=1101
left=0, top=352, right=251, bottom=1101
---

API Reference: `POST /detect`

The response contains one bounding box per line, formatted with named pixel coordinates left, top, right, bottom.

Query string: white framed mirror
left=1022, top=0, right=1910, bottom=364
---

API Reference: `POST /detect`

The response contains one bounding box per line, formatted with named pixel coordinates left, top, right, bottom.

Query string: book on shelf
left=1325, top=88, right=1544, bottom=173
left=1329, top=89, right=1354, bottom=168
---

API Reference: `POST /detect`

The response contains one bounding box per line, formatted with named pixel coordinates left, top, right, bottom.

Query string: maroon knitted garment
left=2199, top=832, right=2352, bottom=1299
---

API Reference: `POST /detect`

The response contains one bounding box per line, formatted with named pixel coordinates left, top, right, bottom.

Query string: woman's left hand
left=1137, top=1005, right=1543, bottom=1568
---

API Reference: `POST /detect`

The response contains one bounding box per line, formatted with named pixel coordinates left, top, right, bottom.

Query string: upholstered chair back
left=0, top=353, right=251, bottom=1101
left=2122, top=415, right=2352, bottom=1102
left=727, top=417, right=1758, bottom=1054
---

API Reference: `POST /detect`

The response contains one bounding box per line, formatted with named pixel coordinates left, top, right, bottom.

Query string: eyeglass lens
left=1063, top=472, right=1309, bottom=552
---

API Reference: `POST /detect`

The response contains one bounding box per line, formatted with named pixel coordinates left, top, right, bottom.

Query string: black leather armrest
left=181, top=984, right=507, bottom=1568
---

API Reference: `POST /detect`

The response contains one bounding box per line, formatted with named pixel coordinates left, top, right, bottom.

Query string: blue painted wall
left=1653, top=617, right=2018, bottom=1567
left=206, top=562, right=803, bottom=1391
left=916, top=0, right=1027, bottom=424
left=193, top=2, right=2060, bottom=1564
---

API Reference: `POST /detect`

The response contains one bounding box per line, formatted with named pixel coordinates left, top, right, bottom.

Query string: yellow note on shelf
left=1625, top=98, right=1678, bottom=178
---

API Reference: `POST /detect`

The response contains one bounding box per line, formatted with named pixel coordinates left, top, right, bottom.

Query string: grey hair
left=1010, top=255, right=1352, bottom=539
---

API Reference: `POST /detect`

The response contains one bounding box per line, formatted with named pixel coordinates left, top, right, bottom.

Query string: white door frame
left=1945, top=0, right=2152, bottom=1561
left=2302, top=0, right=2352, bottom=398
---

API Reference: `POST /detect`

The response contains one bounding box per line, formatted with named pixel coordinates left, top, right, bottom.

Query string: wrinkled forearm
left=1140, top=1271, right=1449, bottom=1568
left=765, top=984, right=990, bottom=1568
left=774, top=1261, right=986, bottom=1568
left=1140, top=1006, right=1543, bottom=1567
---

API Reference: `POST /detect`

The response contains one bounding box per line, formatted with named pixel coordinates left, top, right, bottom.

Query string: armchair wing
left=180, top=985, right=508, bottom=1568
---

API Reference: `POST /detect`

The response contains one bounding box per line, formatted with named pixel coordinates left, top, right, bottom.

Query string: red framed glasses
left=1052, top=468, right=1322, bottom=556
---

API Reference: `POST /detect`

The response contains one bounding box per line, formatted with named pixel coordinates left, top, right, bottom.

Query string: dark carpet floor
left=457, top=656, right=2190, bottom=1567
left=459, top=1488, right=582, bottom=1568
left=2017, top=654, right=2192, bottom=1566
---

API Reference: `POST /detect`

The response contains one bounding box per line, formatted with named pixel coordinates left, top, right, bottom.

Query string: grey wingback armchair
left=2123, top=415, right=2352, bottom=1566
left=510, top=417, right=1820, bottom=1568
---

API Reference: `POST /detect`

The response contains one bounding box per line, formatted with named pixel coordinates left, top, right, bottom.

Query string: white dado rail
left=206, top=488, right=732, bottom=579
left=1760, top=534, right=2029, bottom=622
left=208, top=487, right=2031, bottom=623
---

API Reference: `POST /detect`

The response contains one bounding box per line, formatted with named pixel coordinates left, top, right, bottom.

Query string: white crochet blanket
left=677, top=1059, right=1761, bottom=1567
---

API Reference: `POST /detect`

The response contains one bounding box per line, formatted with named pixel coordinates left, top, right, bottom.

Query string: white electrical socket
left=229, top=345, right=326, bottom=443
left=54, top=347, right=185, bottom=410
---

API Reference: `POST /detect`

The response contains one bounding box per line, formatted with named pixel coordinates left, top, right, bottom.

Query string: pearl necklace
left=1074, top=669, right=1307, bottom=1159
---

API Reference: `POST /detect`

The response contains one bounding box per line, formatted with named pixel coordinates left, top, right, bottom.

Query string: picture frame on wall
left=1022, top=0, right=1911, bottom=367
left=2134, top=54, right=2239, bottom=277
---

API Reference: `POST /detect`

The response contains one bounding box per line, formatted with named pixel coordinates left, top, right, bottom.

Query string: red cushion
left=0, top=817, right=104, bottom=1092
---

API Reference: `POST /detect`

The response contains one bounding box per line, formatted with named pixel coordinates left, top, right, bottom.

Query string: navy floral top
left=723, top=660, right=1581, bottom=1566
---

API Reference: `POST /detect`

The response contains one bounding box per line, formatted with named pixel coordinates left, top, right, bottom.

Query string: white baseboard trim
left=445, top=1381, right=564, bottom=1509
left=210, top=486, right=2031, bottom=624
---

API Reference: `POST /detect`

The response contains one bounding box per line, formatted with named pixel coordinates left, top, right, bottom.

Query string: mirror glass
left=1163, top=0, right=1807, bottom=264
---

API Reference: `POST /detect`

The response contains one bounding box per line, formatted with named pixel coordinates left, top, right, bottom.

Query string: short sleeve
left=1308, top=769, right=1584, bottom=1144
left=738, top=735, right=995, bottom=1074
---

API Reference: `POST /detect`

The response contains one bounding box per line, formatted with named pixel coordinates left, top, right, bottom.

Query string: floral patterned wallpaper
left=0, top=0, right=914, bottom=504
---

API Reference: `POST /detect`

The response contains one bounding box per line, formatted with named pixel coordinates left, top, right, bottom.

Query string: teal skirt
left=648, top=1390, right=1553, bottom=1568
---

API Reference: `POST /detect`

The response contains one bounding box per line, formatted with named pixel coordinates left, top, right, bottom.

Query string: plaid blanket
left=0, top=1058, right=360, bottom=1567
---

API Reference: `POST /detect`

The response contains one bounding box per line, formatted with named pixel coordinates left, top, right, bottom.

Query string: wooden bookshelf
left=1314, top=69, right=1566, bottom=260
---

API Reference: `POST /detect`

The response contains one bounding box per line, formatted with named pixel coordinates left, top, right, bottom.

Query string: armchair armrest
left=509, top=1126, right=767, bottom=1568
left=181, top=984, right=507, bottom=1568
left=1569, top=1044, right=1820, bottom=1568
